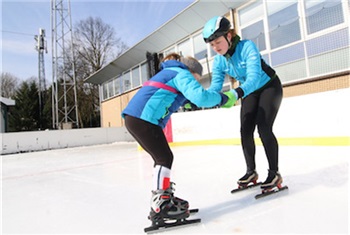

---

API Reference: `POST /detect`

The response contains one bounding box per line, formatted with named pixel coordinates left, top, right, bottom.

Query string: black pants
left=240, top=77, right=283, bottom=172
left=124, top=115, right=173, bottom=169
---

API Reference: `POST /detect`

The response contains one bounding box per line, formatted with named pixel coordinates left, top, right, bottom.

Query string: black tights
left=124, top=115, right=173, bottom=169
left=240, top=77, right=283, bottom=172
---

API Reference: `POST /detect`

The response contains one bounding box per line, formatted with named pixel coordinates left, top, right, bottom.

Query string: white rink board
left=172, top=88, right=350, bottom=142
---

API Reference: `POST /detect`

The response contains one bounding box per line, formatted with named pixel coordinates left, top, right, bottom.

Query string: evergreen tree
left=8, top=80, right=40, bottom=131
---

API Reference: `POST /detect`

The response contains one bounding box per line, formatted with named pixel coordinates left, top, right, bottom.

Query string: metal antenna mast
left=35, top=28, right=48, bottom=130
left=51, top=0, right=79, bottom=129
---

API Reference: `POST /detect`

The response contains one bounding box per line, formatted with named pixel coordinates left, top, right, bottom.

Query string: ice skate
left=237, top=170, right=259, bottom=188
left=148, top=188, right=189, bottom=224
left=231, top=170, right=261, bottom=193
left=261, top=170, right=283, bottom=191
left=169, top=182, right=189, bottom=209
left=255, top=170, right=288, bottom=199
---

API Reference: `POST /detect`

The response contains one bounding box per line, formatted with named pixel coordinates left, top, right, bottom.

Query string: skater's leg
left=125, top=115, right=189, bottom=220
left=124, top=115, right=173, bottom=169
left=153, top=165, right=171, bottom=191
left=256, top=77, right=283, bottom=188
left=237, top=95, right=260, bottom=187
left=256, top=77, right=282, bottom=172
left=240, top=94, right=259, bottom=172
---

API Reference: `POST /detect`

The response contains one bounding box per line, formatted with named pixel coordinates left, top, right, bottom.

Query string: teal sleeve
left=172, top=70, right=222, bottom=108
left=207, top=55, right=226, bottom=92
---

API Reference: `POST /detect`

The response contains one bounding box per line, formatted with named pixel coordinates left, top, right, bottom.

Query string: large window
left=267, top=1, right=301, bottom=49
left=193, top=34, right=207, bottom=60
left=114, top=76, right=121, bottom=96
left=239, top=0, right=266, bottom=51
left=108, top=80, right=114, bottom=98
left=164, top=47, right=175, bottom=56
left=177, top=39, right=192, bottom=57
left=140, top=63, right=149, bottom=83
left=305, top=0, right=344, bottom=35
left=102, top=83, right=108, bottom=100
left=122, top=71, right=131, bottom=92
left=241, top=20, right=266, bottom=51
left=131, top=66, right=141, bottom=88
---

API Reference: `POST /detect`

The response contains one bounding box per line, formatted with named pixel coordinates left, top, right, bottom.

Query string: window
left=108, top=80, right=114, bottom=97
left=239, top=0, right=266, bottom=51
left=131, top=66, right=141, bottom=88
left=305, top=0, right=344, bottom=35
left=193, top=34, right=207, bottom=60
left=239, top=0, right=263, bottom=26
left=164, top=47, right=175, bottom=56
left=177, top=39, right=192, bottom=57
left=140, top=63, right=149, bottom=83
left=114, top=76, right=121, bottom=96
left=241, top=20, right=266, bottom=51
left=122, top=71, right=131, bottom=92
left=267, top=1, right=301, bottom=49
left=102, top=83, right=108, bottom=100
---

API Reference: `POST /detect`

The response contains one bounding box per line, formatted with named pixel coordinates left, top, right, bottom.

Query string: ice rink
left=2, top=142, right=349, bottom=234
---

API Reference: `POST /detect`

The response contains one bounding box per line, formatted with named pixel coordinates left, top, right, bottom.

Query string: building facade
left=85, top=0, right=350, bottom=128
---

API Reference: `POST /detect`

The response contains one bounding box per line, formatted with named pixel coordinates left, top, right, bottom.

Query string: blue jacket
left=209, top=40, right=275, bottom=98
left=122, top=60, right=224, bottom=128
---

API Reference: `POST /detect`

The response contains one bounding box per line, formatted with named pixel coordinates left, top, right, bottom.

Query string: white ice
left=2, top=142, right=349, bottom=234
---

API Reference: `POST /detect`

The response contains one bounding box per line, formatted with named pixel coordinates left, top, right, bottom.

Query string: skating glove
left=220, top=89, right=238, bottom=108
left=184, top=102, right=192, bottom=110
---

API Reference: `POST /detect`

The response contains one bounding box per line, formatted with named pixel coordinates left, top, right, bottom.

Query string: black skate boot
left=149, top=188, right=189, bottom=225
left=237, top=170, right=259, bottom=188
left=169, top=182, right=189, bottom=209
left=261, top=170, right=283, bottom=190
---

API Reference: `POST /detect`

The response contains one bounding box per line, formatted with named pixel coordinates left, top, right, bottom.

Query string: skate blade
left=231, top=182, right=262, bottom=193
left=255, top=185, right=289, bottom=199
left=144, top=217, right=201, bottom=233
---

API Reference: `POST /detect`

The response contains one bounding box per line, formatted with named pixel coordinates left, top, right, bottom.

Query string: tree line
left=1, top=17, right=128, bottom=132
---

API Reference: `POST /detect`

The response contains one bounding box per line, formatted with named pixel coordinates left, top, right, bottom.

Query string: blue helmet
left=202, top=16, right=231, bottom=43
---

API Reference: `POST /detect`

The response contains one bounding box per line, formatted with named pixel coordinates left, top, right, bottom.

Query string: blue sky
left=1, top=0, right=194, bottom=81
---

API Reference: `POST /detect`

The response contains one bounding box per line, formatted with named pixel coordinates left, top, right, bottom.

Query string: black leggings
left=124, top=115, right=173, bottom=169
left=240, top=77, right=283, bottom=172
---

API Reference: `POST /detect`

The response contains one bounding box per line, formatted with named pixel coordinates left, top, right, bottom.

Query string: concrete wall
left=0, top=127, right=134, bottom=155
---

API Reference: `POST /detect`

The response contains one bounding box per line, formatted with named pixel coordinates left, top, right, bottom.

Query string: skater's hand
left=184, top=102, right=192, bottom=110
left=220, top=90, right=237, bottom=108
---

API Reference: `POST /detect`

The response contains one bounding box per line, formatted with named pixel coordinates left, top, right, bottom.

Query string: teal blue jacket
left=122, top=60, right=225, bottom=128
left=209, top=40, right=275, bottom=98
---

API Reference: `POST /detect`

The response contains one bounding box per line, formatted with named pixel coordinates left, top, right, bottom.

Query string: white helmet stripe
left=215, top=16, right=223, bottom=31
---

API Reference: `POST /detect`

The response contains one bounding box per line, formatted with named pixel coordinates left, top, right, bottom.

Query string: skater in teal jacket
left=203, top=16, right=284, bottom=191
left=122, top=53, right=235, bottom=224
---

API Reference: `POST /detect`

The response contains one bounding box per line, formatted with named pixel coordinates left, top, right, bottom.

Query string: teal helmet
left=202, top=16, right=231, bottom=43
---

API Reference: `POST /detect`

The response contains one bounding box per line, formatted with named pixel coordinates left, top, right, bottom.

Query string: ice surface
left=2, top=142, right=349, bottom=234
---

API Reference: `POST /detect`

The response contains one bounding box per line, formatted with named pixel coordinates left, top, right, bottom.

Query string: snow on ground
left=1, top=142, right=349, bottom=234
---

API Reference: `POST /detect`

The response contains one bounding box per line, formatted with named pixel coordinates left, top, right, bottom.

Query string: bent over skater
left=122, top=53, right=235, bottom=225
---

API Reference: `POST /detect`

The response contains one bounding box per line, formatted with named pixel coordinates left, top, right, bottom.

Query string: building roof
left=85, top=0, right=246, bottom=85
left=0, top=97, right=15, bottom=106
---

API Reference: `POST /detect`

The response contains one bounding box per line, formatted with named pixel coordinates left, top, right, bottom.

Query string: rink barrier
left=1, top=89, right=349, bottom=154
left=137, top=89, right=350, bottom=149
left=0, top=127, right=134, bottom=155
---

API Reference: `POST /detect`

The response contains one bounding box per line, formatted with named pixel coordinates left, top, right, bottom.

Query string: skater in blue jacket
left=122, top=53, right=235, bottom=224
left=203, top=16, right=284, bottom=191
